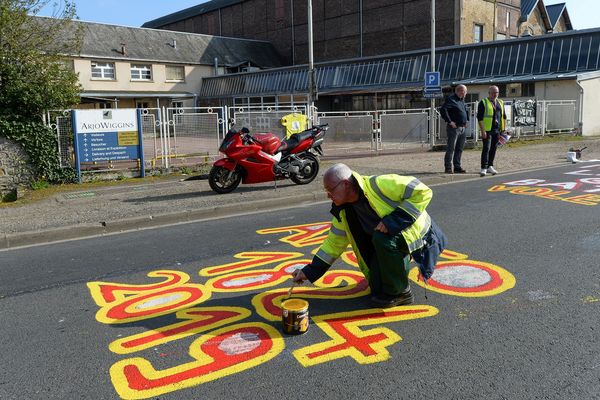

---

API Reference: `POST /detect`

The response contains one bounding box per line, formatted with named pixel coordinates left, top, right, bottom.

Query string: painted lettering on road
left=86, top=222, right=515, bottom=399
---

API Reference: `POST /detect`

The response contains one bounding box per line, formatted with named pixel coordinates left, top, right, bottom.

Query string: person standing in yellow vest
left=291, top=163, right=447, bottom=308
left=477, top=85, right=507, bottom=177
left=280, top=113, right=309, bottom=138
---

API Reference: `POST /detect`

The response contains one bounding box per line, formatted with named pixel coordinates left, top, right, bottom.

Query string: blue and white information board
left=72, top=109, right=145, bottom=182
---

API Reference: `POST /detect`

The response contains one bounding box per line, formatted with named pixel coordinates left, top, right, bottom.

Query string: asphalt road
left=1, top=163, right=599, bottom=400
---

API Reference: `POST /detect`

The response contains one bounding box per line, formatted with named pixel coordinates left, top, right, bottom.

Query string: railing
left=46, top=99, right=579, bottom=175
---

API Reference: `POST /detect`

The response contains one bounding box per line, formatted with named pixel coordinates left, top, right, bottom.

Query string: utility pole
left=307, top=0, right=316, bottom=125
left=430, top=0, right=436, bottom=147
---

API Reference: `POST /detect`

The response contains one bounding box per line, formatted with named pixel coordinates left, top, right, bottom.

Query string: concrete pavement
left=1, top=137, right=598, bottom=249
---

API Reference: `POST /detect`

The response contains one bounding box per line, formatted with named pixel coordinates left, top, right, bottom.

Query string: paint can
left=281, top=298, right=309, bottom=335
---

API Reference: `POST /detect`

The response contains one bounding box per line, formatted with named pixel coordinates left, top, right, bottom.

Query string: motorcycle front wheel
left=290, top=153, right=319, bottom=185
left=208, top=165, right=242, bottom=194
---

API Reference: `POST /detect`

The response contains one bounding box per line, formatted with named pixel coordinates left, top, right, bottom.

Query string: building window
left=166, top=65, right=185, bottom=82
left=91, top=61, right=115, bottom=79
left=172, top=101, right=184, bottom=108
left=473, top=24, right=484, bottom=43
left=496, top=32, right=506, bottom=40
left=136, top=101, right=150, bottom=109
left=522, top=82, right=535, bottom=97
left=131, top=64, right=152, bottom=81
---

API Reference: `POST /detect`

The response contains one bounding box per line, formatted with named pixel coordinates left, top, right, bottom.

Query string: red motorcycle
left=208, top=124, right=328, bottom=194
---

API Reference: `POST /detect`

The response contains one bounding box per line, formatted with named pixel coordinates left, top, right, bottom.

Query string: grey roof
left=36, top=16, right=283, bottom=68
left=143, top=0, right=243, bottom=29
left=521, top=0, right=540, bottom=18
left=199, top=27, right=600, bottom=98
left=546, top=3, right=573, bottom=30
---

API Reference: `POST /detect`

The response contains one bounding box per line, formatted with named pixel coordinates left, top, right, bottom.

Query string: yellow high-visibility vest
left=481, top=98, right=505, bottom=131
left=315, top=171, right=432, bottom=279
left=280, top=113, right=308, bottom=138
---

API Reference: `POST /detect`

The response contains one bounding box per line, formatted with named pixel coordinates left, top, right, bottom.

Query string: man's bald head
left=324, top=163, right=352, bottom=185
left=323, top=163, right=358, bottom=205
left=455, top=84, right=467, bottom=99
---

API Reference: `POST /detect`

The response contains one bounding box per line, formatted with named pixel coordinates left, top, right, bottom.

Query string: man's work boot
left=371, top=287, right=414, bottom=308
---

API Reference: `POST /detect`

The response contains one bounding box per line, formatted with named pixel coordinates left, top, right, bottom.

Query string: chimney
left=120, top=43, right=127, bottom=56
left=172, top=39, right=177, bottom=49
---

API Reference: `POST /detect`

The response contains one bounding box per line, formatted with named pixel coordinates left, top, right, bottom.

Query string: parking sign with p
left=424, top=71, right=440, bottom=88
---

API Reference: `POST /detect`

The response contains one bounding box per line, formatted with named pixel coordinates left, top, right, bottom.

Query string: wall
left=579, top=78, right=600, bottom=136
left=0, top=138, right=35, bottom=197
left=496, top=0, right=520, bottom=38
left=152, top=0, right=464, bottom=65
left=553, top=17, right=568, bottom=33
left=74, top=59, right=208, bottom=92
left=461, top=0, right=496, bottom=43
left=72, top=59, right=212, bottom=108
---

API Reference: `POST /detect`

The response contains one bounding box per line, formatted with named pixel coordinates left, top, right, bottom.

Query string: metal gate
left=162, top=107, right=227, bottom=168
left=45, top=110, right=74, bottom=168
left=317, top=111, right=375, bottom=155
left=231, top=105, right=307, bottom=137
left=379, top=108, right=431, bottom=151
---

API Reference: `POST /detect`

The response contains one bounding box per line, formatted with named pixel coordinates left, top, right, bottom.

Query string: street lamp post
left=307, top=0, right=316, bottom=125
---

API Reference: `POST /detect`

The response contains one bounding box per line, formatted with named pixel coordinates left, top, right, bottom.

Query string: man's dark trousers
left=481, top=130, right=500, bottom=168
left=368, top=231, right=411, bottom=296
left=445, top=125, right=466, bottom=171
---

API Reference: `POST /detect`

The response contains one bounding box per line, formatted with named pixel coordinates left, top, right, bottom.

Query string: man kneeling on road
left=291, top=163, right=447, bottom=307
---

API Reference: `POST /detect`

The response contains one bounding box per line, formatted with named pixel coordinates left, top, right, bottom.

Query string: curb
left=1, top=191, right=328, bottom=250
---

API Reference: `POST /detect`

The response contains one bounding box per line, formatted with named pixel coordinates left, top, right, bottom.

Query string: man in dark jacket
left=440, top=85, right=469, bottom=174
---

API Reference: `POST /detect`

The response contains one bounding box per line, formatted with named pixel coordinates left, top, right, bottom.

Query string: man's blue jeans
left=445, top=125, right=466, bottom=170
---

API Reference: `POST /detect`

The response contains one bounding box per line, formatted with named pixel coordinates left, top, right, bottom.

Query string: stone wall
left=0, top=137, right=35, bottom=198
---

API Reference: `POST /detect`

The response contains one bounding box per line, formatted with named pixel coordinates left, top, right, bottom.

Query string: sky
left=38, top=0, right=600, bottom=30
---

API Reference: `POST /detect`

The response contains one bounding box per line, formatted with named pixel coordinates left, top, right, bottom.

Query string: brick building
left=143, top=0, right=572, bottom=66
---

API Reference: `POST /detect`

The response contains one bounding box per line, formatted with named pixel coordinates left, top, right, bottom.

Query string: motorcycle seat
left=276, top=130, right=313, bottom=153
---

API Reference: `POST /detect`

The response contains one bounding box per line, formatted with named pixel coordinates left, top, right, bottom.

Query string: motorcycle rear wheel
left=209, top=165, right=242, bottom=194
left=290, top=153, right=319, bottom=185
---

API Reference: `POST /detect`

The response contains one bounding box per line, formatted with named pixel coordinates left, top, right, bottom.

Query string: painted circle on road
left=409, top=260, right=516, bottom=297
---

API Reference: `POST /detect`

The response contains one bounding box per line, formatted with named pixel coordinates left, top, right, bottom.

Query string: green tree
left=0, top=0, right=82, bottom=118
left=0, top=0, right=82, bottom=182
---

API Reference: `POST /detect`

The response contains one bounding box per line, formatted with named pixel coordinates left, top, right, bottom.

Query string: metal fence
left=436, top=102, right=478, bottom=143
left=46, top=99, right=579, bottom=174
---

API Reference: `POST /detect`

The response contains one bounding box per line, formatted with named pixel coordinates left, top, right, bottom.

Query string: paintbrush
left=286, top=282, right=295, bottom=299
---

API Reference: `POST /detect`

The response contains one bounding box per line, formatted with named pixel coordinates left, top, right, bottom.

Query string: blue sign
left=72, top=109, right=145, bottom=182
left=76, top=132, right=140, bottom=162
left=424, top=71, right=440, bottom=88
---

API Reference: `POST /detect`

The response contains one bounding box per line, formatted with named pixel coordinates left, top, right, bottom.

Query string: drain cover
left=63, top=191, right=96, bottom=199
